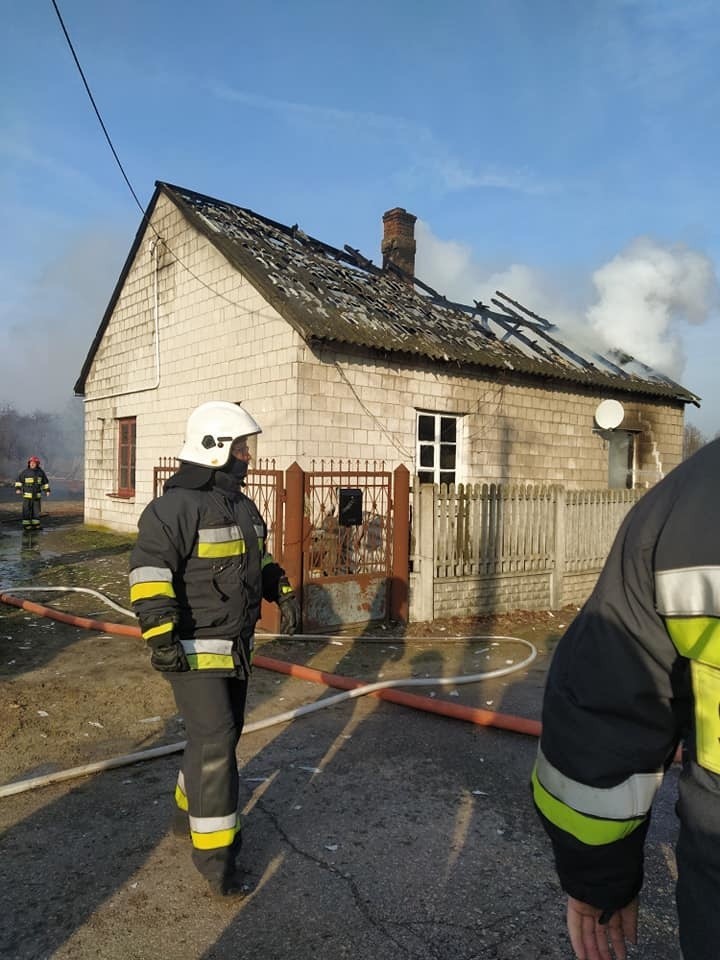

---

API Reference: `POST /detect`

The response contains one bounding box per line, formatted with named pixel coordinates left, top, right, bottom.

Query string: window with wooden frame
left=117, top=417, right=136, bottom=497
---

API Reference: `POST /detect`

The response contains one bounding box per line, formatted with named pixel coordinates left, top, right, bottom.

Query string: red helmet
left=28, top=456, right=40, bottom=467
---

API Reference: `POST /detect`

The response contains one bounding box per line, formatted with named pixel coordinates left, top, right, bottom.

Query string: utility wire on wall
left=332, top=360, right=415, bottom=461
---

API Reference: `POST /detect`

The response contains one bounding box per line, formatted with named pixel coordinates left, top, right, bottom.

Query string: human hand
left=277, top=578, right=301, bottom=636
left=567, top=896, right=638, bottom=960
left=150, top=640, right=189, bottom=673
left=279, top=594, right=301, bottom=635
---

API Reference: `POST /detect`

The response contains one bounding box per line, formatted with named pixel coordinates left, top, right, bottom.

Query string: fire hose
left=0, top=587, right=542, bottom=798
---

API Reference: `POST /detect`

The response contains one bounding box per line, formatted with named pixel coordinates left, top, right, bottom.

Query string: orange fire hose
left=0, top=591, right=542, bottom=737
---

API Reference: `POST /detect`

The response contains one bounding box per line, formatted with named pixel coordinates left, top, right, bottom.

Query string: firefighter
left=129, top=401, right=300, bottom=897
left=532, top=437, right=720, bottom=960
left=15, top=456, right=51, bottom=530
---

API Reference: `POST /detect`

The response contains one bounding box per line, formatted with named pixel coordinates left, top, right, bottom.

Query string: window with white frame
left=416, top=412, right=458, bottom=485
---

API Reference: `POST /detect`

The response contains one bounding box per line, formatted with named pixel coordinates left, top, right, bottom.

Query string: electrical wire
left=49, top=0, right=280, bottom=317
left=49, top=0, right=520, bottom=452
left=332, top=360, right=415, bottom=461
left=50, top=0, right=146, bottom=217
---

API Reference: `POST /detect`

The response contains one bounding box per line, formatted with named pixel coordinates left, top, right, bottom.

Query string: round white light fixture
left=594, top=399, right=625, bottom=430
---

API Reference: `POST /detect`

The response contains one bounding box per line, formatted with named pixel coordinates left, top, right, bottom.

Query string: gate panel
left=245, top=460, right=284, bottom=632
left=303, top=461, right=392, bottom=631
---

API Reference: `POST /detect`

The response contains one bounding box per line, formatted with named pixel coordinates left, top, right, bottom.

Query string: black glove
left=277, top=578, right=300, bottom=636
left=149, top=637, right=189, bottom=673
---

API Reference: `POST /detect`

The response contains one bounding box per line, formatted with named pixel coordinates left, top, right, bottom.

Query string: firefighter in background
left=129, top=401, right=300, bottom=898
left=532, top=437, right=720, bottom=960
left=15, top=456, right=51, bottom=530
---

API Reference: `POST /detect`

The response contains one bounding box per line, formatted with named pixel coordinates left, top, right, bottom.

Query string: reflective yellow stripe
left=691, top=660, right=720, bottom=774
left=197, top=541, right=246, bottom=558
left=130, top=581, right=176, bottom=602
left=190, top=826, right=237, bottom=850
left=143, top=622, right=174, bottom=641
left=187, top=653, right=236, bottom=670
left=175, top=783, right=188, bottom=812
left=665, top=616, right=720, bottom=666
left=531, top=768, right=646, bottom=846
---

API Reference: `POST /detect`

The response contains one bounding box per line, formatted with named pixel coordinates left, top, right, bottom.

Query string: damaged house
left=75, top=181, right=698, bottom=537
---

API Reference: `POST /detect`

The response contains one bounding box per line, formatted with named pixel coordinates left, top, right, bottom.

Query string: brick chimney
left=382, top=207, right=417, bottom=279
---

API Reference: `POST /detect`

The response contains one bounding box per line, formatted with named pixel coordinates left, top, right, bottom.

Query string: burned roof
left=74, top=181, right=699, bottom=406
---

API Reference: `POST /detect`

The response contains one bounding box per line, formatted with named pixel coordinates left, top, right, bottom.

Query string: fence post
left=390, top=464, right=410, bottom=623
left=412, top=483, right=435, bottom=622
left=550, top=485, right=566, bottom=609
left=283, top=462, right=305, bottom=611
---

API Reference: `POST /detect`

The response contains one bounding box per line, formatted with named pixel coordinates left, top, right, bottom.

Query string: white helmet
left=178, top=401, right=262, bottom=467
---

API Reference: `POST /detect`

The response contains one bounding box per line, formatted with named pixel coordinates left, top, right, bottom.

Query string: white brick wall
left=83, top=196, right=302, bottom=532
left=296, top=344, right=684, bottom=484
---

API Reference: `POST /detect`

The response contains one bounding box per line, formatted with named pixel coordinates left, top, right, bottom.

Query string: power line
left=50, top=0, right=492, bottom=461
left=49, top=0, right=265, bottom=315
left=50, top=0, right=146, bottom=218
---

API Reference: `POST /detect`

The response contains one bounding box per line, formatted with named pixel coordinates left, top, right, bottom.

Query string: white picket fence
left=411, top=482, right=643, bottom=619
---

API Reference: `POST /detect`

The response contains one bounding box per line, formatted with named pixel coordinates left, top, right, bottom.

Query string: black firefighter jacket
left=15, top=466, right=50, bottom=499
left=532, top=437, right=720, bottom=935
left=129, top=465, right=286, bottom=676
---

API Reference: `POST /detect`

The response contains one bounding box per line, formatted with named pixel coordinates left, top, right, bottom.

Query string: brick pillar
left=382, top=207, right=417, bottom=279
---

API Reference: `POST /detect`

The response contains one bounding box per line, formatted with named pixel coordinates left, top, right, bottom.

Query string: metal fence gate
left=152, top=458, right=410, bottom=632
left=302, top=460, right=394, bottom=631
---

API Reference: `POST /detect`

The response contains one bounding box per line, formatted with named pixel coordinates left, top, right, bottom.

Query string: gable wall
left=82, top=195, right=302, bottom=532
left=294, top=344, right=684, bottom=484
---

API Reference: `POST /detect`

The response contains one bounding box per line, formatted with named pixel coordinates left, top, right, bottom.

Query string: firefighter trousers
left=168, top=672, right=248, bottom=885
left=22, top=497, right=42, bottom=528
left=676, top=770, right=720, bottom=960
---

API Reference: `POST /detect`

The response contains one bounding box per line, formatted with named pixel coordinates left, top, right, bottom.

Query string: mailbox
left=338, top=488, right=363, bottom=526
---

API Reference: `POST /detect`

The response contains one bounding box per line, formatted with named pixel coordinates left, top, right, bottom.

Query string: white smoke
left=415, top=220, right=582, bottom=327
left=0, top=227, right=128, bottom=414
left=414, top=220, right=719, bottom=383
left=586, top=237, right=718, bottom=379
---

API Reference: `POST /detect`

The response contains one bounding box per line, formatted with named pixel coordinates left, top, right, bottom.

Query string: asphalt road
left=1, top=680, right=682, bottom=960
left=0, top=509, right=683, bottom=960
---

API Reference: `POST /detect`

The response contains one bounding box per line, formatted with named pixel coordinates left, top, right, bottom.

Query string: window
left=417, top=413, right=458, bottom=485
left=608, top=430, right=636, bottom=489
left=117, top=417, right=136, bottom=497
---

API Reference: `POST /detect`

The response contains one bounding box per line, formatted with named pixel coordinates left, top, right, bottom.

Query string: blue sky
left=3, top=0, right=718, bottom=435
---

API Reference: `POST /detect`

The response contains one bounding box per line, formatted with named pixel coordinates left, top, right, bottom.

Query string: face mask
left=221, top=457, right=248, bottom=481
